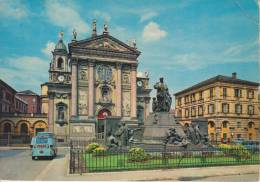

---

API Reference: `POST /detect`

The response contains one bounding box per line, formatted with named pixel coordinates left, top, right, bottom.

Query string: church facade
left=41, top=21, right=151, bottom=141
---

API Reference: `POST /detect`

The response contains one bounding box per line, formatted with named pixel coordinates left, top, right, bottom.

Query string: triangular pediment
left=69, top=34, right=140, bottom=55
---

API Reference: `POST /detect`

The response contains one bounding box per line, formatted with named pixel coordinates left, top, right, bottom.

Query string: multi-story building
left=174, top=73, right=260, bottom=142
left=16, top=90, right=41, bottom=113
left=0, top=79, right=47, bottom=138
left=0, top=79, right=28, bottom=113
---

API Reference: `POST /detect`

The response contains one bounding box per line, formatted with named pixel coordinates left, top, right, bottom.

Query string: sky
left=0, top=0, right=259, bottom=100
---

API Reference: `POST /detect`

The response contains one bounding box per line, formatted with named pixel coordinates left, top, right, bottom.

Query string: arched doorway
left=221, top=120, right=230, bottom=143
left=208, top=121, right=215, bottom=142
left=33, top=121, right=47, bottom=136
left=3, top=123, right=12, bottom=133
left=20, top=123, right=29, bottom=134
left=97, top=109, right=111, bottom=134
left=248, top=122, right=256, bottom=140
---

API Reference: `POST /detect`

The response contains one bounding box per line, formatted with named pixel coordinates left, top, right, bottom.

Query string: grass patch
left=84, top=152, right=260, bottom=172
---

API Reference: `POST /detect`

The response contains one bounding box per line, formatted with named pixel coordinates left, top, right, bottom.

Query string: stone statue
left=152, top=97, right=158, bottom=112
left=165, top=128, right=188, bottom=147
left=72, top=29, right=77, bottom=40
left=107, top=131, right=119, bottom=151
left=186, top=123, right=206, bottom=145
left=115, top=122, right=129, bottom=147
left=153, top=77, right=172, bottom=112
left=128, top=128, right=141, bottom=143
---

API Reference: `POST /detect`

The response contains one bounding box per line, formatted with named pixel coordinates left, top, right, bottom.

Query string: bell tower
left=49, top=32, right=70, bottom=83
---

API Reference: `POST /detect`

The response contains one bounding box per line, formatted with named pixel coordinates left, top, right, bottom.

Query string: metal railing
left=0, top=132, right=32, bottom=146
left=69, top=146, right=260, bottom=173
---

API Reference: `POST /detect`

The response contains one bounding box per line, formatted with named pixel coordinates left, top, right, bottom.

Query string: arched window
left=184, top=123, right=189, bottom=128
left=208, top=121, right=215, bottom=128
left=3, top=123, right=11, bottom=133
left=57, top=57, right=64, bottom=69
left=56, top=102, right=67, bottom=125
left=248, top=122, right=254, bottom=129
left=20, top=123, right=28, bottom=134
left=222, top=121, right=228, bottom=128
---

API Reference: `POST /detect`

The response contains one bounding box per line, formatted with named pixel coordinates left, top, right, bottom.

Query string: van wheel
left=50, top=156, right=54, bottom=160
left=32, top=156, right=35, bottom=160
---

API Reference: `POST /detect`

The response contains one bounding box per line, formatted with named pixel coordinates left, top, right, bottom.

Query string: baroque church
left=41, top=21, right=151, bottom=141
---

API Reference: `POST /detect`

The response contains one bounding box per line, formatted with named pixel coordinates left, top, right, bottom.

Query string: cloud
left=92, top=10, right=111, bottom=22
left=0, top=56, right=49, bottom=94
left=0, top=0, right=28, bottom=19
left=142, top=21, right=167, bottom=42
left=41, top=41, right=55, bottom=57
left=140, top=11, right=158, bottom=22
left=165, top=42, right=257, bottom=70
left=44, top=0, right=88, bottom=35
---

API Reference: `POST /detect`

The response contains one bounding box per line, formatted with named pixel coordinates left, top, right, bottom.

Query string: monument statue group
left=106, top=78, right=209, bottom=151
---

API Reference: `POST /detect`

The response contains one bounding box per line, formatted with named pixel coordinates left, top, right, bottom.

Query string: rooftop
left=174, top=73, right=259, bottom=96
left=17, top=90, right=38, bottom=96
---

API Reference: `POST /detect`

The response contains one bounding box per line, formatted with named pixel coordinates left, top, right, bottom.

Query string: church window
left=97, top=65, right=112, bottom=81
left=57, top=57, right=64, bottom=69
left=56, top=103, right=67, bottom=125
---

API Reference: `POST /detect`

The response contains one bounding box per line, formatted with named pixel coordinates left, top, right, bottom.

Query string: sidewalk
left=35, top=153, right=260, bottom=181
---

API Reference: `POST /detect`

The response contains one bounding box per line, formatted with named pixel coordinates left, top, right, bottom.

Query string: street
left=0, top=148, right=259, bottom=181
left=0, top=148, right=68, bottom=180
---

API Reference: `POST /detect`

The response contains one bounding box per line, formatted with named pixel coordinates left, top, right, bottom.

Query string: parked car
left=30, top=132, right=57, bottom=160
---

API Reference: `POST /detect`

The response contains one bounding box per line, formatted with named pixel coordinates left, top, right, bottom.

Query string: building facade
left=16, top=90, right=41, bottom=113
left=41, top=22, right=151, bottom=141
left=174, top=73, right=260, bottom=142
left=0, top=79, right=47, bottom=139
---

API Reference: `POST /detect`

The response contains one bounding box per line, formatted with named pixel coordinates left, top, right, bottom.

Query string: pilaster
left=71, top=60, right=78, bottom=116
left=130, top=64, right=137, bottom=118
left=88, top=60, right=95, bottom=117
left=116, top=63, right=122, bottom=117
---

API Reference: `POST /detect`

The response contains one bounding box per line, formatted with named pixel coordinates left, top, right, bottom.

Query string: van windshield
left=36, top=137, right=48, bottom=144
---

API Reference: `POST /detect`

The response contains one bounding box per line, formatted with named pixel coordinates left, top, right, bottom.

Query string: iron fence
left=69, top=146, right=260, bottom=173
left=0, top=132, right=31, bottom=146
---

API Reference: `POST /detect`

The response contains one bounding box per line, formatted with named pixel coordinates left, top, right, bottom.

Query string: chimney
left=232, top=72, right=237, bottom=79
left=92, top=19, right=97, bottom=37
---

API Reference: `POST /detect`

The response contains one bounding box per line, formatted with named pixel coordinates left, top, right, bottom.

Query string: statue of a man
left=154, top=77, right=171, bottom=112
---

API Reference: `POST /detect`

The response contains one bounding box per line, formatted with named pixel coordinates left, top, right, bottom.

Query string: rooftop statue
left=153, top=77, right=172, bottom=112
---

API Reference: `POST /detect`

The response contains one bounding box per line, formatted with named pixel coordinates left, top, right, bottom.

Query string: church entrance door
left=97, top=109, right=112, bottom=135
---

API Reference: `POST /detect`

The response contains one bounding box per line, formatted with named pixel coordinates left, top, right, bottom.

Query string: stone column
left=116, top=63, right=122, bottom=117
left=48, top=93, right=54, bottom=132
left=130, top=64, right=137, bottom=118
left=88, top=61, right=95, bottom=117
left=71, top=60, right=78, bottom=116
left=145, top=99, right=150, bottom=119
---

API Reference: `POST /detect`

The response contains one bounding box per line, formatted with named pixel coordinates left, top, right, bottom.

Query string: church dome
left=55, top=39, right=67, bottom=52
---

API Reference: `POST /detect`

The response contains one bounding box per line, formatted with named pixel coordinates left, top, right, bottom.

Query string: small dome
left=55, top=39, right=67, bottom=52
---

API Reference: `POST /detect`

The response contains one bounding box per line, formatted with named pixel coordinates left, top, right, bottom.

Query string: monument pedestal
left=142, top=112, right=185, bottom=144
left=69, top=118, right=96, bottom=141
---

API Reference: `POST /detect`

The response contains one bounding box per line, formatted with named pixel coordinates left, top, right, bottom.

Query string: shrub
left=218, top=144, right=250, bottom=160
left=86, top=143, right=100, bottom=153
left=128, top=147, right=149, bottom=162
left=93, top=146, right=106, bottom=156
